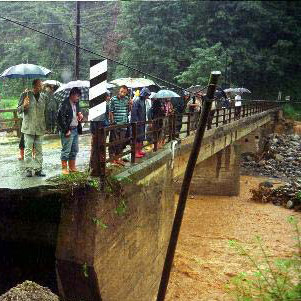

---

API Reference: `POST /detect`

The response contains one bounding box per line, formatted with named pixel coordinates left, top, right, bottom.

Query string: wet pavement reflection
left=0, top=134, right=91, bottom=189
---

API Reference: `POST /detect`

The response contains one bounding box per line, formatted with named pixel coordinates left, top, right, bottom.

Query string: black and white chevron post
left=89, top=59, right=108, bottom=181
left=88, top=59, right=107, bottom=121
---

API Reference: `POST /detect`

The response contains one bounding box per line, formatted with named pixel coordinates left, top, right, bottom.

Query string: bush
left=283, top=104, right=301, bottom=121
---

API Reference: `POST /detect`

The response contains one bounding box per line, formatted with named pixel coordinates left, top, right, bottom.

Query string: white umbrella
left=153, top=89, right=180, bottom=99
left=224, top=87, right=251, bottom=94
left=106, top=82, right=116, bottom=89
left=149, top=92, right=157, bottom=99
left=110, top=77, right=156, bottom=88
left=0, top=63, right=51, bottom=79
left=186, top=85, right=204, bottom=94
left=43, top=80, right=62, bottom=86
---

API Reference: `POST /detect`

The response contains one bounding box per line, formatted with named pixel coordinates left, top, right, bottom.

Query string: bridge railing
left=94, top=101, right=279, bottom=176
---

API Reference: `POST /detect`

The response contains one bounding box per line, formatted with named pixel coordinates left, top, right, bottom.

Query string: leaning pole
left=156, top=71, right=221, bottom=301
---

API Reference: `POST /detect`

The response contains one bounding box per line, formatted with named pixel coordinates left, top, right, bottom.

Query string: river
left=166, top=175, right=300, bottom=300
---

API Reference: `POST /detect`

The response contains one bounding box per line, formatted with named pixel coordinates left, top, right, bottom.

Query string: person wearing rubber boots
left=57, top=87, right=83, bottom=175
left=17, top=79, right=47, bottom=177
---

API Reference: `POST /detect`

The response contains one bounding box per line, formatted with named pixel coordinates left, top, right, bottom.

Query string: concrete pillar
left=238, top=128, right=261, bottom=154
left=189, top=143, right=240, bottom=196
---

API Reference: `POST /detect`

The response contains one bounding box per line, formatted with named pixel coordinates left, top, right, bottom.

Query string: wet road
left=0, top=134, right=91, bottom=190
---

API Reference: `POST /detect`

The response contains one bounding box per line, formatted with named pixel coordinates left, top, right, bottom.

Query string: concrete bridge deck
left=0, top=105, right=280, bottom=191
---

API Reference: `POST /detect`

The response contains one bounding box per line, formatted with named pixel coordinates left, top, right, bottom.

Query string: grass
left=283, top=103, right=301, bottom=121
left=0, top=97, right=19, bottom=121
left=1, top=97, right=18, bottom=109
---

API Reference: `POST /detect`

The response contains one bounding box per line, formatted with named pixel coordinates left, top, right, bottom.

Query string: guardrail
left=92, top=101, right=280, bottom=179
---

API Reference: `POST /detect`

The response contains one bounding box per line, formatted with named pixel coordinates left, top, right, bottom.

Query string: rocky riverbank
left=241, top=133, right=301, bottom=180
left=241, top=133, right=301, bottom=211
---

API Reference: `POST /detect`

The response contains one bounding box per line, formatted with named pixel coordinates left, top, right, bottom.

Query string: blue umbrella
left=153, top=89, right=180, bottom=99
left=0, top=63, right=51, bottom=79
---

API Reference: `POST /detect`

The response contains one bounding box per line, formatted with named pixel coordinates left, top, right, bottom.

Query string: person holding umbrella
left=57, top=87, right=84, bottom=175
left=17, top=79, right=48, bottom=177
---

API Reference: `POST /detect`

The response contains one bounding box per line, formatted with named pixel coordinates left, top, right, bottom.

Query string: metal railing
left=94, top=101, right=279, bottom=177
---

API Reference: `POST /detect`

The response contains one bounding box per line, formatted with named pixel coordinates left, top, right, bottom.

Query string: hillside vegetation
left=0, top=1, right=300, bottom=99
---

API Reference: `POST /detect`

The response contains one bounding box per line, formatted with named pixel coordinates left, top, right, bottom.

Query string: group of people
left=17, top=79, right=244, bottom=176
left=100, top=85, right=187, bottom=166
left=17, top=79, right=83, bottom=177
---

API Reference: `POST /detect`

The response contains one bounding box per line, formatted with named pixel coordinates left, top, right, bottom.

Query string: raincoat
left=131, top=96, right=147, bottom=142
left=17, top=91, right=48, bottom=136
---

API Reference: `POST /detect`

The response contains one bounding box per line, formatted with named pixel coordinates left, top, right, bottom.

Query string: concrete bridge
left=0, top=103, right=282, bottom=300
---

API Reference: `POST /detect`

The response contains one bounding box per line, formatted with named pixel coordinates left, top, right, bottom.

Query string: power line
left=0, top=18, right=170, bottom=73
left=0, top=15, right=185, bottom=90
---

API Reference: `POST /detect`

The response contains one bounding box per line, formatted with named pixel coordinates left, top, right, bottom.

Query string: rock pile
left=0, top=281, right=59, bottom=301
left=242, top=133, right=301, bottom=180
left=250, top=180, right=301, bottom=211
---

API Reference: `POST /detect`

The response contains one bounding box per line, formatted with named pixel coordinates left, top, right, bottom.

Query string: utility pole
left=224, top=51, right=228, bottom=88
left=75, top=1, right=80, bottom=80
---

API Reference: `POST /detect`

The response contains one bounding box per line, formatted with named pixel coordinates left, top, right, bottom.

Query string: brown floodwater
left=165, top=175, right=301, bottom=301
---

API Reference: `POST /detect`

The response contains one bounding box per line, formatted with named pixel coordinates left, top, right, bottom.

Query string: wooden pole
left=156, top=71, right=221, bottom=301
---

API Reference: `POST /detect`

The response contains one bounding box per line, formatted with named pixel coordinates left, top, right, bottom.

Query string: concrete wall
left=56, top=159, right=175, bottom=301
left=189, top=144, right=241, bottom=196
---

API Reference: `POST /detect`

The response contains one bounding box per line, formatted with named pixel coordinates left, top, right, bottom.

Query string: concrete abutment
left=189, top=143, right=241, bottom=196
left=56, top=160, right=175, bottom=301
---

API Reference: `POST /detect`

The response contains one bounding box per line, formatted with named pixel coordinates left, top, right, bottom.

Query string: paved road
left=0, top=134, right=91, bottom=190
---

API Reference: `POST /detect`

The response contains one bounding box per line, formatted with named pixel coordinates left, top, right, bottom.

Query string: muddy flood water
left=165, top=175, right=301, bottom=301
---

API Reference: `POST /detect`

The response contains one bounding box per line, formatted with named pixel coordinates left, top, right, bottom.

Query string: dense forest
left=0, top=1, right=300, bottom=99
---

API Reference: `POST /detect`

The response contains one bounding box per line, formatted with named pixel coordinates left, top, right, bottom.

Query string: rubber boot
left=138, top=143, right=146, bottom=156
left=61, top=160, right=69, bottom=175
left=18, top=148, right=24, bottom=160
left=135, top=145, right=143, bottom=158
left=68, top=160, right=78, bottom=172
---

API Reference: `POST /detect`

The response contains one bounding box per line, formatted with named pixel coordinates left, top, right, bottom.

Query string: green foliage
left=295, top=191, right=301, bottom=202
left=227, top=217, right=301, bottom=300
left=82, top=262, right=89, bottom=278
left=0, top=97, right=19, bottom=122
left=0, top=97, right=18, bottom=109
left=0, top=2, right=118, bottom=96
left=48, top=171, right=101, bottom=192
left=283, top=104, right=301, bottom=121
left=91, top=217, right=108, bottom=229
left=116, top=1, right=301, bottom=99
left=1, top=1, right=300, bottom=100
left=176, top=41, right=228, bottom=86
left=115, top=199, right=127, bottom=216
